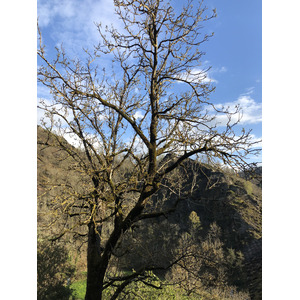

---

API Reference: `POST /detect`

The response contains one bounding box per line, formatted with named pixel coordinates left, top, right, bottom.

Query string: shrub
left=37, top=238, right=75, bottom=300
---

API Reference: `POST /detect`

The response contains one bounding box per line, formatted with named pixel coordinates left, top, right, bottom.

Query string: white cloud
left=219, top=66, right=227, bottom=73
left=211, top=66, right=227, bottom=74
left=62, top=132, right=83, bottom=149
left=211, top=94, right=262, bottom=127
left=37, top=97, right=51, bottom=126
left=38, top=0, right=121, bottom=53
left=177, top=61, right=227, bottom=85
left=60, top=131, right=103, bottom=150
left=125, top=135, right=148, bottom=155
left=242, top=86, right=255, bottom=96
left=38, top=0, right=76, bottom=27
left=133, top=111, right=144, bottom=120
left=178, top=67, right=218, bottom=84
left=234, top=95, right=262, bottom=124
left=249, top=134, right=262, bottom=148
left=37, top=84, right=51, bottom=99
left=37, top=97, right=73, bottom=127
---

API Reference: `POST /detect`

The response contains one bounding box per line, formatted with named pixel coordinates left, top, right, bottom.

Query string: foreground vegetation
left=38, top=124, right=261, bottom=299
left=70, top=277, right=250, bottom=300
left=37, top=238, right=251, bottom=300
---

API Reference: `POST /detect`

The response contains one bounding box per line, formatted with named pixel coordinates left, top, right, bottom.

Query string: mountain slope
left=37, top=126, right=262, bottom=299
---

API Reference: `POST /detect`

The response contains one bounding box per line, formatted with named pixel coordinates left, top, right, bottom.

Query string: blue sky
left=37, top=0, right=262, bottom=156
left=204, top=0, right=262, bottom=139
left=4, top=1, right=300, bottom=297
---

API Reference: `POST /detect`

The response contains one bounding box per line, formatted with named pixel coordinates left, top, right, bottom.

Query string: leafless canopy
left=37, top=0, right=260, bottom=299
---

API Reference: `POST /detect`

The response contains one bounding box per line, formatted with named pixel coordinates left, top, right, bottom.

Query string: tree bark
left=85, top=222, right=103, bottom=300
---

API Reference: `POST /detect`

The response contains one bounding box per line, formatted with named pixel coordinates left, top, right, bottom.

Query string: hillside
left=37, top=126, right=262, bottom=299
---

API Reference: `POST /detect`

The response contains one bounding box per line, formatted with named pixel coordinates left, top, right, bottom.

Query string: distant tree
left=37, top=0, right=260, bottom=299
left=167, top=221, right=246, bottom=297
left=37, top=238, right=75, bottom=300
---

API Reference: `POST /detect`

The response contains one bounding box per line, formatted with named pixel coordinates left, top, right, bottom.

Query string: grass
left=69, top=278, right=249, bottom=300
left=70, top=279, right=86, bottom=300
left=69, top=277, right=196, bottom=300
left=242, top=180, right=253, bottom=195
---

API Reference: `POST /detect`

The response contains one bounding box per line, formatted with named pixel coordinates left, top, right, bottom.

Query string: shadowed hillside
left=37, top=126, right=262, bottom=300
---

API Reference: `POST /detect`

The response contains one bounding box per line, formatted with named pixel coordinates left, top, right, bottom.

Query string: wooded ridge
left=37, top=126, right=261, bottom=300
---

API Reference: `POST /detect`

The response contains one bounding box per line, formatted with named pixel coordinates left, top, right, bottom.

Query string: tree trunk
left=84, top=192, right=153, bottom=299
left=85, top=222, right=103, bottom=300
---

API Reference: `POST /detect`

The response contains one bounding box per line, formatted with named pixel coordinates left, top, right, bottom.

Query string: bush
left=37, top=238, right=75, bottom=300
left=70, top=279, right=87, bottom=299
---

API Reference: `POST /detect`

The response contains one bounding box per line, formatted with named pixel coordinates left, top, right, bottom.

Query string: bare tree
left=37, top=0, right=260, bottom=299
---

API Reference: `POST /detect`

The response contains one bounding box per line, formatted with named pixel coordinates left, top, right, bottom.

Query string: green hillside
left=37, top=126, right=261, bottom=300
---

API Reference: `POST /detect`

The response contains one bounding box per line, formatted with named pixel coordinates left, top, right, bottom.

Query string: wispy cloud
left=177, top=63, right=228, bottom=85
left=38, top=0, right=76, bottom=27
left=37, top=84, right=51, bottom=99
left=178, top=67, right=218, bottom=84
left=233, top=95, right=262, bottom=124
left=212, top=93, right=262, bottom=126
left=37, top=97, right=72, bottom=127
left=219, top=66, right=227, bottom=73
left=249, top=134, right=262, bottom=148
left=38, top=0, right=121, bottom=53
left=211, top=66, right=227, bottom=74
left=241, top=86, right=255, bottom=96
